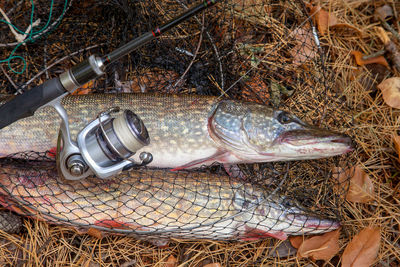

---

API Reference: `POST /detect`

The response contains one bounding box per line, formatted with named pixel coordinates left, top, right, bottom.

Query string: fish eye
left=277, top=111, right=292, bottom=124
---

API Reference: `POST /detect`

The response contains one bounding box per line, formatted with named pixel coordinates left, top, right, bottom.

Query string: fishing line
left=0, top=0, right=69, bottom=74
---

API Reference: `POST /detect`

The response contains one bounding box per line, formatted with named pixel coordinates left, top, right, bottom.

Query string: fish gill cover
left=0, top=0, right=362, bottom=265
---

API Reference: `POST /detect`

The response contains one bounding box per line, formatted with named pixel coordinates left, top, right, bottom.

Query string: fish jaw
left=235, top=195, right=341, bottom=241
left=284, top=213, right=341, bottom=234
left=208, top=100, right=353, bottom=163
left=271, top=128, right=353, bottom=160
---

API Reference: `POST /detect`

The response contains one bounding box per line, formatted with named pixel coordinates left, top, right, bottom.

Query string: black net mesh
left=0, top=0, right=356, bottom=242
left=0, top=154, right=342, bottom=241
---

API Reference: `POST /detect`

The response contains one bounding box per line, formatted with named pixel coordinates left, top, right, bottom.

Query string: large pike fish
left=0, top=94, right=352, bottom=169
left=0, top=159, right=339, bottom=241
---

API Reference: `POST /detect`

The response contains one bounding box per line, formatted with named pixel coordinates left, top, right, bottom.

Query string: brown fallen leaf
left=351, top=51, right=389, bottom=68
left=164, top=255, right=177, bottom=267
left=241, top=76, right=270, bottom=104
left=290, top=26, right=317, bottom=66
left=297, top=229, right=340, bottom=261
left=86, top=227, right=103, bottom=239
left=376, top=27, right=400, bottom=72
left=393, top=135, right=400, bottom=161
left=351, top=63, right=391, bottom=93
left=333, top=165, right=375, bottom=203
left=306, top=4, right=361, bottom=35
left=374, top=5, right=394, bottom=21
left=269, top=239, right=297, bottom=257
left=71, top=80, right=95, bottom=95
left=308, top=4, right=337, bottom=35
left=289, top=236, right=304, bottom=249
left=342, top=227, right=381, bottom=267
left=203, top=263, right=222, bottom=267
left=377, top=77, right=400, bottom=109
left=329, top=23, right=363, bottom=35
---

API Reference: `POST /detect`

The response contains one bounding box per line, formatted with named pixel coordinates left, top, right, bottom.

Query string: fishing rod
left=0, top=0, right=220, bottom=180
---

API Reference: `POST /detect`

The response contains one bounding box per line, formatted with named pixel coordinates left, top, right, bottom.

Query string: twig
left=174, top=0, right=225, bottom=92
left=362, top=50, right=386, bottom=60
left=0, top=64, right=18, bottom=90
left=0, top=0, right=74, bottom=47
left=44, top=43, right=49, bottom=79
left=6, top=0, right=24, bottom=16
left=380, top=20, right=400, bottom=43
left=22, top=43, right=105, bottom=89
left=173, top=12, right=205, bottom=89
left=0, top=7, right=25, bottom=43
left=376, top=27, right=400, bottom=72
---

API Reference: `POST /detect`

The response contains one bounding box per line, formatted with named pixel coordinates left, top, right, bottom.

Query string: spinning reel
left=49, top=95, right=152, bottom=180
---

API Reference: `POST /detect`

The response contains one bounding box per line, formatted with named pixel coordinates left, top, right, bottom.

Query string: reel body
left=49, top=95, right=152, bottom=180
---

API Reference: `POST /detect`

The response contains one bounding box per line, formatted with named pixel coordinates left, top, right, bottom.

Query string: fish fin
left=241, top=227, right=288, bottom=241
left=170, top=151, right=230, bottom=171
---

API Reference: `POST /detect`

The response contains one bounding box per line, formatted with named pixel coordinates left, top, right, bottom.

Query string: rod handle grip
left=0, top=77, right=66, bottom=130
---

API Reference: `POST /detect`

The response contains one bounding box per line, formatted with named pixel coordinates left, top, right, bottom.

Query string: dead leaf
left=268, top=239, right=297, bottom=257
left=329, top=23, right=363, bottom=35
left=351, top=63, right=391, bottom=93
left=374, top=5, right=394, bottom=21
left=342, top=227, right=381, bottom=267
left=377, top=77, right=400, bottom=109
left=306, top=4, right=361, bottom=35
left=71, top=80, right=94, bottom=95
left=86, top=228, right=103, bottom=239
left=297, top=229, right=340, bottom=261
left=203, top=263, right=222, bottom=267
left=312, top=5, right=337, bottom=35
left=333, top=165, right=374, bottom=203
left=289, top=236, right=304, bottom=249
left=351, top=51, right=389, bottom=68
left=290, top=27, right=317, bottom=66
left=393, top=136, right=400, bottom=161
left=164, top=255, right=177, bottom=267
left=118, top=70, right=179, bottom=93
left=241, top=76, right=270, bottom=103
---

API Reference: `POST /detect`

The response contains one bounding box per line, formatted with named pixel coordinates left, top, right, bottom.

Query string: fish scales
left=0, top=160, right=339, bottom=241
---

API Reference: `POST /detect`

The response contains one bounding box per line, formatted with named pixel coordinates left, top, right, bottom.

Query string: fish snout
left=286, top=213, right=341, bottom=231
left=278, top=128, right=354, bottom=152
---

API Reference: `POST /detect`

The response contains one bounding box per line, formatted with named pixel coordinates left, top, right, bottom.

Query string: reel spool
left=52, top=95, right=152, bottom=180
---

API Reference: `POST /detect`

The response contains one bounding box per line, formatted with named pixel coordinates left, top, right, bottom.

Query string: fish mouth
left=286, top=213, right=341, bottom=230
left=278, top=129, right=353, bottom=151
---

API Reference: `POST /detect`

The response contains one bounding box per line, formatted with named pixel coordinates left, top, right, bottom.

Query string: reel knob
left=66, top=154, right=87, bottom=176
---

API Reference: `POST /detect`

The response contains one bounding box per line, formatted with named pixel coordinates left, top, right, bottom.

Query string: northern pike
left=0, top=94, right=352, bottom=169
left=0, top=159, right=339, bottom=241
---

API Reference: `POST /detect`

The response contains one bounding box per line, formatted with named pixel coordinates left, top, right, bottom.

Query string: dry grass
left=0, top=0, right=399, bottom=266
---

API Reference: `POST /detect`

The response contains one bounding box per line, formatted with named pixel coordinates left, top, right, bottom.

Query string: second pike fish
left=0, top=159, right=339, bottom=241
left=0, top=94, right=352, bottom=169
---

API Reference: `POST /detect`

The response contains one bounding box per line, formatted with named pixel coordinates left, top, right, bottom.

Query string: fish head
left=209, top=100, right=353, bottom=162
